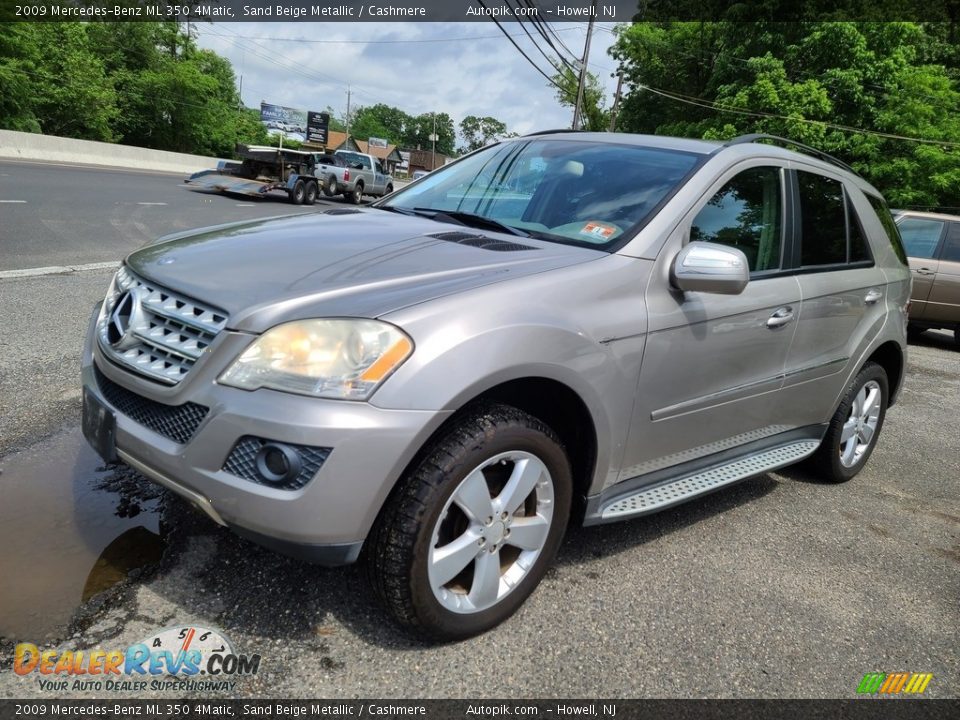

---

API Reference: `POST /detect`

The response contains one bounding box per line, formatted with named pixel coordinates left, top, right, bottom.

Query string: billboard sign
left=306, top=111, right=330, bottom=145
left=260, top=102, right=307, bottom=141
left=368, top=137, right=389, bottom=149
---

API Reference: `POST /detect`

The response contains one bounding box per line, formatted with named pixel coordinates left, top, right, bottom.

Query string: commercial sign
left=307, top=111, right=331, bottom=145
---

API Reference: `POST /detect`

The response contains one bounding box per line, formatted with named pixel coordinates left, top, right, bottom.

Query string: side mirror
left=672, top=241, right=749, bottom=295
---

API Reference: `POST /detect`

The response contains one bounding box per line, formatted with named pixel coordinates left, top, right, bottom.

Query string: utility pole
left=608, top=72, right=624, bottom=132
left=345, top=86, right=352, bottom=139
left=431, top=112, right=437, bottom=170
left=572, top=0, right=597, bottom=131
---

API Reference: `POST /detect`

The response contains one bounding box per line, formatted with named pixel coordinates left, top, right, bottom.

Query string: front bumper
left=82, top=304, right=449, bottom=565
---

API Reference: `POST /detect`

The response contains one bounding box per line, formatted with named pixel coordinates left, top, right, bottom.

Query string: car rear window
left=798, top=172, right=847, bottom=266
left=942, top=223, right=960, bottom=262
left=866, top=195, right=909, bottom=265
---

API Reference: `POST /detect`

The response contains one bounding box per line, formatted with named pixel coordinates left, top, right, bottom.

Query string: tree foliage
left=551, top=67, right=610, bottom=132
left=459, top=115, right=512, bottom=153
left=612, top=20, right=960, bottom=210
left=349, top=104, right=457, bottom=155
left=0, top=21, right=515, bottom=162
left=0, top=21, right=267, bottom=157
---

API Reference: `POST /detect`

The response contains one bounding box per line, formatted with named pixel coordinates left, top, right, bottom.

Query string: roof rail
left=523, top=129, right=589, bottom=136
left=724, top=134, right=854, bottom=173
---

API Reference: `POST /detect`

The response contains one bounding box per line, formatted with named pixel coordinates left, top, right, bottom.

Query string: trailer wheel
left=350, top=181, right=364, bottom=205
left=304, top=181, right=318, bottom=206
left=324, top=175, right=338, bottom=197
left=290, top=180, right=306, bottom=205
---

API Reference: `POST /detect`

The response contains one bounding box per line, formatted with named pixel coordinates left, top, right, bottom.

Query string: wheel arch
left=866, top=340, right=905, bottom=406
left=364, top=375, right=602, bottom=549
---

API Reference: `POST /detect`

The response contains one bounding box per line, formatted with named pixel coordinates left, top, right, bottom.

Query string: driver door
left=618, top=162, right=801, bottom=482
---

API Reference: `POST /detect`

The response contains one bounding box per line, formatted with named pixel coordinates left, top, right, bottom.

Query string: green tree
left=551, top=66, right=610, bottom=132
left=612, top=20, right=960, bottom=210
left=4, top=24, right=117, bottom=140
left=403, top=112, right=456, bottom=156
left=459, top=115, right=510, bottom=153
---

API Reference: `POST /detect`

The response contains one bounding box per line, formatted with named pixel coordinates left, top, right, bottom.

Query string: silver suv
left=82, top=132, right=910, bottom=639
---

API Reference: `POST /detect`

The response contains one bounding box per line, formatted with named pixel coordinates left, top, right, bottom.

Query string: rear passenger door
left=925, top=222, right=960, bottom=324
left=896, top=215, right=946, bottom=317
left=777, top=169, right=889, bottom=429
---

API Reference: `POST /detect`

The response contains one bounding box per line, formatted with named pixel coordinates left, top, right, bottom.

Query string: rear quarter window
left=866, top=195, right=909, bottom=266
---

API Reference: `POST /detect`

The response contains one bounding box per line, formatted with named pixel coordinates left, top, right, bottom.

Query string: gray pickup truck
left=317, top=150, right=394, bottom=204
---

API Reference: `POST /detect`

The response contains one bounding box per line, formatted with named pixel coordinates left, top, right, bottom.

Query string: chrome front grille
left=97, top=266, right=228, bottom=385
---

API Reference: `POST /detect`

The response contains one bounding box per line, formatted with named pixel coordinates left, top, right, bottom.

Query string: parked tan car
left=896, top=211, right=960, bottom=346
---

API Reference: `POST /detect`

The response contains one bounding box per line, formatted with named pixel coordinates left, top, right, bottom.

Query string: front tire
left=810, top=361, right=888, bottom=483
left=367, top=403, right=572, bottom=640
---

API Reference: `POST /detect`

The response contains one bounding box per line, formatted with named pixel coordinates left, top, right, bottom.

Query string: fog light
left=255, top=443, right=302, bottom=485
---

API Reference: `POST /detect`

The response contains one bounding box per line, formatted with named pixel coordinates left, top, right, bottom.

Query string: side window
left=866, top=194, right=908, bottom=265
left=897, top=218, right=946, bottom=260
left=690, top=166, right=783, bottom=273
left=847, top=203, right=872, bottom=263
left=798, top=172, right=847, bottom=266
left=941, top=223, right=960, bottom=262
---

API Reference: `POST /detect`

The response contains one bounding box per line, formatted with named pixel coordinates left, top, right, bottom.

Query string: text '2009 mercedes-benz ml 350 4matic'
left=82, top=132, right=910, bottom=639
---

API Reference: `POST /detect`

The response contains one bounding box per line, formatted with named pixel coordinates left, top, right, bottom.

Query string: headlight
left=218, top=319, right=413, bottom=400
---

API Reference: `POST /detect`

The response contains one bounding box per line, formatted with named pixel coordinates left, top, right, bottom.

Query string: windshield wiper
left=411, top=208, right=530, bottom=237
left=375, top=205, right=417, bottom=216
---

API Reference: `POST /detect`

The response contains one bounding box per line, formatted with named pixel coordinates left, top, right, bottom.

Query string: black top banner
left=1, top=0, right=958, bottom=23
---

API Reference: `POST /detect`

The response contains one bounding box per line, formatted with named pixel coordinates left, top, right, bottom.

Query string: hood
left=126, top=209, right=603, bottom=333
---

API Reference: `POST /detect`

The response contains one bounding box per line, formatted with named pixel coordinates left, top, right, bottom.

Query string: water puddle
left=0, top=427, right=165, bottom=642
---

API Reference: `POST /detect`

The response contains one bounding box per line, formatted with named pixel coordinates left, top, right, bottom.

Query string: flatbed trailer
left=185, top=145, right=324, bottom=204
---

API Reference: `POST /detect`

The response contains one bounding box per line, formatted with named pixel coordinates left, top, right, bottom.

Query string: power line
left=638, top=84, right=960, bottom=148
left=477, top=0, right=565, bottom=91
left=206, top=27, right=582, bottom=44
left=502, top=0, right=575, bottom=74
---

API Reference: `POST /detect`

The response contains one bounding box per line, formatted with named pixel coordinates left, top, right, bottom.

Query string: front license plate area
left=82, top=386, right=117, bottom=463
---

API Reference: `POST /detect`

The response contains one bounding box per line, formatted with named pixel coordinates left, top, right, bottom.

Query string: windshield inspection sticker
left=580, top=222, right=618, bottom=240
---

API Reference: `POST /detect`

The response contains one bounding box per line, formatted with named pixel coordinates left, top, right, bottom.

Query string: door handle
left=767, top=306, right=794, bottom=329
left=914, top=268, right=935, bottom=275
left=864, top=289, right=883, bottom=305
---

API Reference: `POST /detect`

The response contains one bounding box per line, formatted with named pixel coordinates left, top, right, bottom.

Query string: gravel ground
left=0, top=310, right=956, bottom=698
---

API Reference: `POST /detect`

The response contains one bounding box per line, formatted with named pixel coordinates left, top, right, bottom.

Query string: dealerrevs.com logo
left=857, top=672, right=934, bottom=696
left=14, top=626, right=260, bottom=693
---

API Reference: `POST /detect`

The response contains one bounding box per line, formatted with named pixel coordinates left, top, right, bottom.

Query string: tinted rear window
left=867, top=195, right=909, bottom=265
left=942, top=223, right=960, bottom=262
left=798, top=172, right=847, bottom=266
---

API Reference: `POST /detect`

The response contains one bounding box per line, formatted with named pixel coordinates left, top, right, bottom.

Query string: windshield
left=380, top=138, right=701, bottom=249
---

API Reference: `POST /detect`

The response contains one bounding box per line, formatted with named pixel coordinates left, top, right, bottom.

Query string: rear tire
left=385, top=184, right=394, bottom=195
left=351, top=182, right=364, bottom=205
left=324, top=175, right=338, bottom=197
left=304, top=181, right=318, bottom=206
left=290, top=180, right=306, bottom=205
left=367, top=403, right=572, bottom=640
left=809, top=361, right=888, bottom=483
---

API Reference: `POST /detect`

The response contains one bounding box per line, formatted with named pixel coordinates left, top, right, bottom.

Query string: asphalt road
left=0, top=164, right=956, bottom=697
left=0, top=159, right=341, bottom=271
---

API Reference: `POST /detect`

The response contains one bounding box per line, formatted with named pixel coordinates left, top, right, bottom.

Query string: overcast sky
left=194, top=22, right=621, bottom=142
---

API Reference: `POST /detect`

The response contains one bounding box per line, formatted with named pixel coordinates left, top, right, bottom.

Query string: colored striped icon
left=857, top=672, right=933, bottom=695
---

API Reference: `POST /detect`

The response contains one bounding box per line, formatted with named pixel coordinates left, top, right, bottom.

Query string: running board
left=598, top=441, right=820, bottom=521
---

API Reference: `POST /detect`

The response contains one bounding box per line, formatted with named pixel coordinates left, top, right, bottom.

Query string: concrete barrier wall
left=0, top=129, right=226, bottom=174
